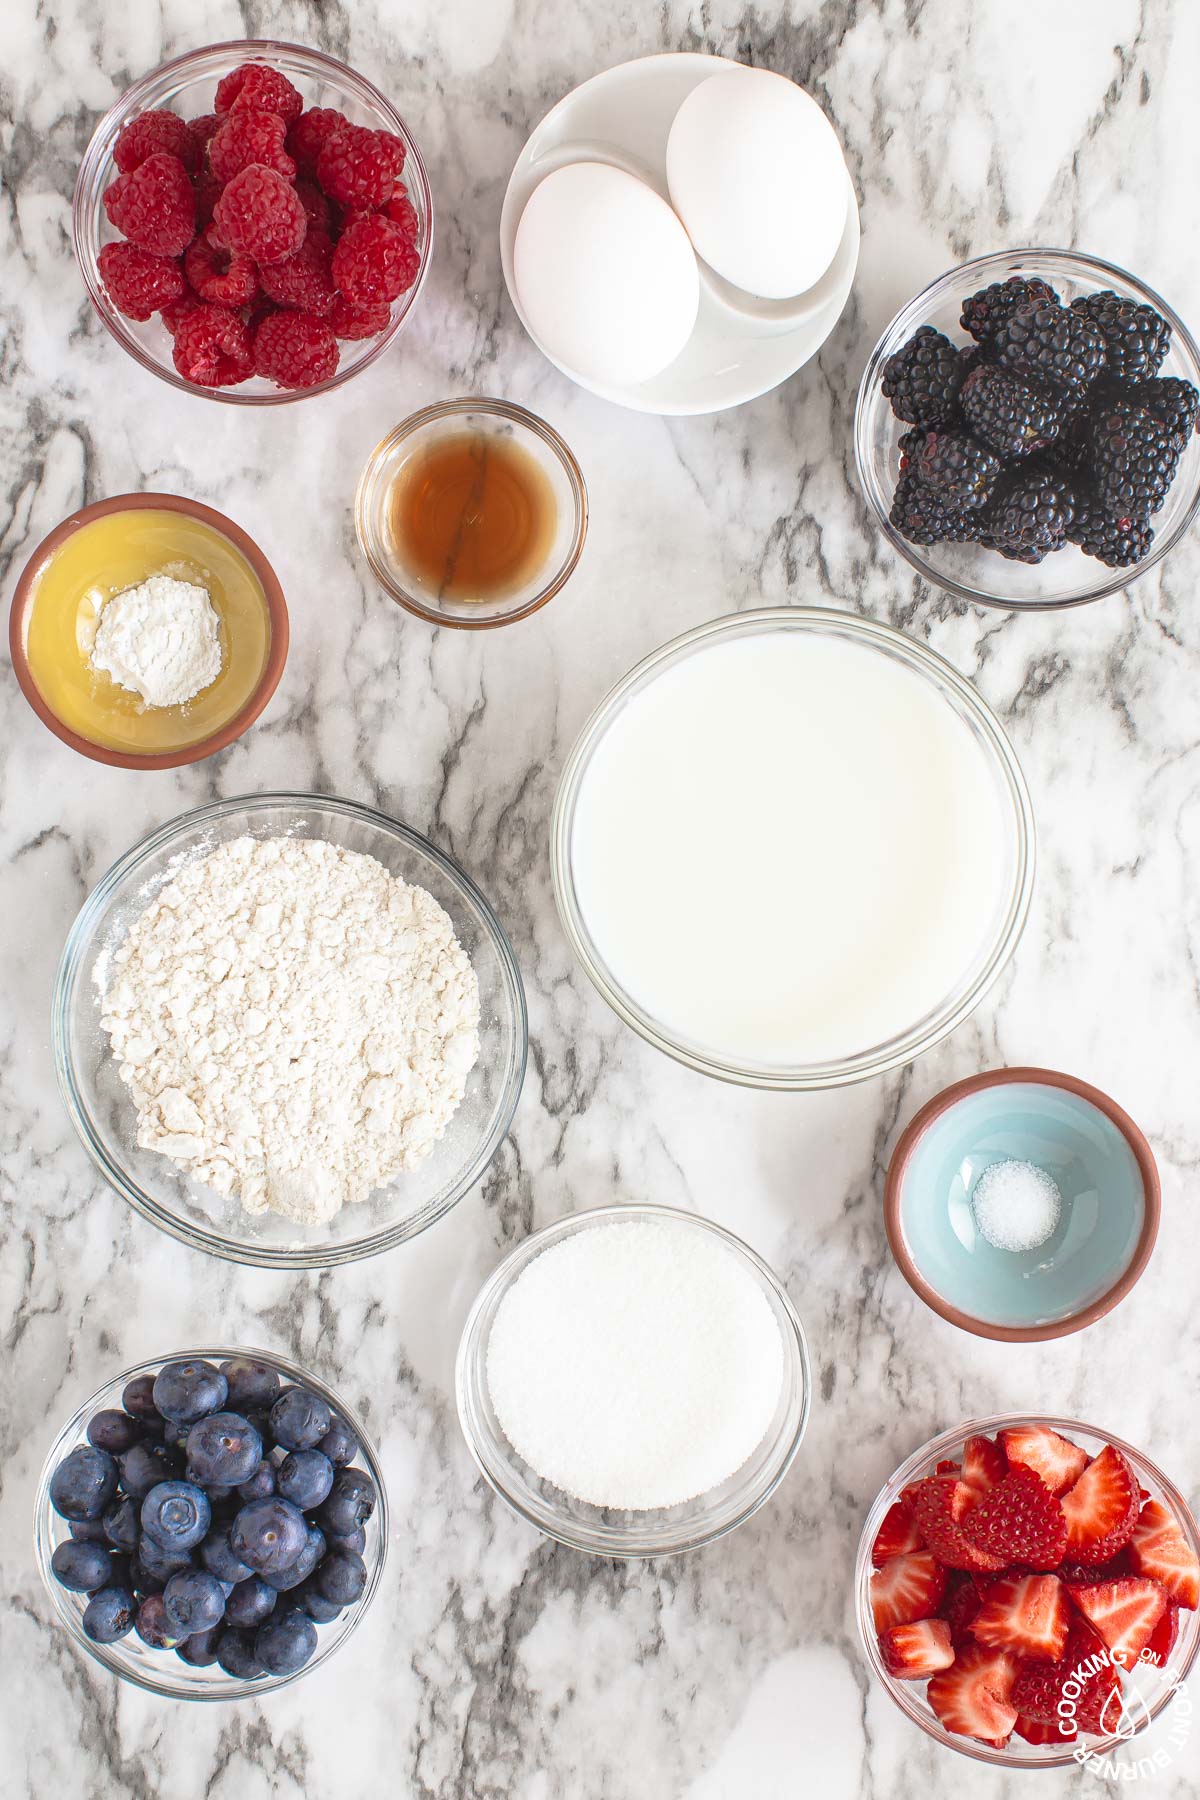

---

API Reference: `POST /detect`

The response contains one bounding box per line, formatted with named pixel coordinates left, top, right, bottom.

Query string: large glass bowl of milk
left=552, top=609, right=1035, bottom=1089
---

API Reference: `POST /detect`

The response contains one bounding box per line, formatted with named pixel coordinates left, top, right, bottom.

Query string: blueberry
left=315, top=1548, right=366, bottom=1607
left=229, top=1497, right=308, bottom=1579
left=133, top=1532, right=195, bottom=1582
left=237, top=1459, right=276, bottom=1502
left=277, top=1449, right=333, bottom=1511
left=141, top=1480, right=211, bottom=1551
left=199, top=1525, right=253, bottom=1585
left=268, top=1387, right=331, bottom=1452
left=225, top=1575, right=277, bottom=1630
left=266, top=1524, right=325, bottom=1593
left=119, top=1440, right=183, bottom=1498
left=86, top=1409, right=144, bottom=1455
left=82, top=1585, right=136, bottom=1643
left=162, top=1568, right=226, bottom=1637
left=135, top=1592, right=179, bottom=1648
left=295, top=1574, right=341, bottom=1623
left=323, top=1525, right=366, bottom=1557
left=317, top=1416, right=359, bottom=1468
left=51, top=1539, right=114, bottom=1593
left=100, top=1496, right=139, bottom=1555
left=121, top=1374, right=162, bottom=1426
left=189, top=1476, right=236, bottom=1506
left=164, top=1420, right=192, bottom=1449
left=49, top=1446, right=119, bottom=1521
left=152, top=1360, right=228, bottom=1425
left=218, top=1358, right=281, bottom=1414
left=255, top=1607, right=317, bottom=1676
left=176, top=1624, right=223, bottom=1666
left=215, top=1625, right=263, bottom=1679
left=318, top=1466, right=377, bottom=1537
left=68, top=1517, right=109, bottom=1544
left=186, top=1411, right=263, bottom=1486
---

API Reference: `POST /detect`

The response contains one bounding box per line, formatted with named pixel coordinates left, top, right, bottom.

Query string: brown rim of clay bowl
left=883, top=1066, right=1161, bottom=1344
left=8, top=492, right=289, bottom=770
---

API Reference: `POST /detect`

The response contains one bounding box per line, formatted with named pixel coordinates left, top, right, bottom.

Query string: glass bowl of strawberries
left=72, top=40, right=432, bottom=402
left=856, top=1415, right=1200, bottom=1768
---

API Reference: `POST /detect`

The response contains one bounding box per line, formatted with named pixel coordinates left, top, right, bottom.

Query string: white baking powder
left=90, top=575, right=222, bottom=707
left=96, top=836, right=481, bottom=1226
left=971, top=1158, right=1062, bottom=1253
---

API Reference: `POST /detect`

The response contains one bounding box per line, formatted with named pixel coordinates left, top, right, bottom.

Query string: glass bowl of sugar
left=455, top=1202, right=811, bottom=1557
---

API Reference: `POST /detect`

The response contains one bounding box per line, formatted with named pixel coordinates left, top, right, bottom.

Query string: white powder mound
left=91, top=575, right=222, bottom=708
left=971, top=1158, right=1062, bottom=1253
left=486, top=1218, right=786, bottom=1510
left=96, top=836, right=480, bottom=1227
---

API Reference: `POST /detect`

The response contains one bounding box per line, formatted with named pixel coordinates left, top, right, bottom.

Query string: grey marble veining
left=3, top=0, right=1200, bottom=1795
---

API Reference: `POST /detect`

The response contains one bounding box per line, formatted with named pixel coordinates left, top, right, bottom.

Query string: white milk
left=570, top=630, right=1010, bottom=1066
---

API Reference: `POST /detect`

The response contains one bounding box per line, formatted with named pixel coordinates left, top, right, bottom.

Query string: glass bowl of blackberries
left=33, top=1347, right=387, bottom=1698
left=855, top=250, right=1200, bottom=608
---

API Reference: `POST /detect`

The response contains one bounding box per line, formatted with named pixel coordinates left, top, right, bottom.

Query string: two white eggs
left=513, top=67, right=848, bottom=389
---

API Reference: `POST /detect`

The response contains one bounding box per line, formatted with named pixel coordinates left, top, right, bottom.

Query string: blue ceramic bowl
left=884, top=1068, right=1159, bottom=1341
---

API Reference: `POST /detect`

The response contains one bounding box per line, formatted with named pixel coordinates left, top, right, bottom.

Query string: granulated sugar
left=485, top=1216, right=785, bottom=1509
left=971, top=1158, right=1062, bottom=1253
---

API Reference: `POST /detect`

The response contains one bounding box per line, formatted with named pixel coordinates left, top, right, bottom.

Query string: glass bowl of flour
left=54, top=794, right=527, bottom=1267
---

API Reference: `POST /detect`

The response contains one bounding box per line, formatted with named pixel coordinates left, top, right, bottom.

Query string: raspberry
left=332, top=214, right=419, bottom=307
left=160, top=294, right=205, bottom=335
left=114, top=109, right=199, bottom=175
left=316, top=125, right=406, bottom=210
left=184, top=224, right=259, bottom=306
left=193, top=170, right=222, bottom=230
left=253, top=310, right=339, bottom=389
left=97, top=241, right=185, bottom=321
left=381, top=187, right=418, bottom=239
left=286, top=108, right=345, bottom=176
left=258, top=229, right=336, bottom=315
left=209, top=107, right=295, bottom=185
left=188, top=113, right=222, bottom=156
left=103, top=153, right=196, bottom=256
left=295, top=178, right=332, bottom=234
left=212, top=165, right=306, bottom=265
left=171, top=302, right=254, bottom=387
left=214, top=62, right=304, bottom=125
left=330, top=293, right=392, bottom=340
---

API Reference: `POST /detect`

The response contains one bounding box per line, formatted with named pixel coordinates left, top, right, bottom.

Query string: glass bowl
left=355, top=399, right=588, bottom=628
left=455, top=1202, right=811, bottom=1557
left=550, top=608, right=1036, bottom=1090
left=855, top=1413, right=1200, bottom=1769
left=73, top=39, right=433, bottom=405
left=854, top=249, right=1200, bottom=608
left=53, top=793, right=527, bottom=1267
left=33, top=1345, right=387, bottom=1699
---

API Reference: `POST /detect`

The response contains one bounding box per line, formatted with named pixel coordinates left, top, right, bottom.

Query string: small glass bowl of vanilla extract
left=355, top=399, right=588, bottom=627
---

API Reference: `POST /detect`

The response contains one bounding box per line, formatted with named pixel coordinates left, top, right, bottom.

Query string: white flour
left=91, top=575, right=222, bottom=707
left=97, top=836, right=481, bottom=1226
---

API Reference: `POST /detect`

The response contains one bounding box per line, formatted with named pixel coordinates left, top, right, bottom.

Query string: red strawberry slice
left=941, top=1571, right=983, bottom=1645
left=1141, top=1603, right=1180, bottom=1671
left=870, top=1549, right=946, bottom=1631
left=1128, top=1498, right=1200, bottom=1609
left=972, top=1572, right=1070, bottom=1661
left=962, top=1434, right=1007, bottom=1497
left=1059, top=1549, right=1134, bottom=1586
left=927, top=1644, right=1019, bottom=1745
left=960, top=1464, right=1068, bottom=1570
left=1066, top=1575, right=1167, bottom=1669
left=1011, top=1621, right=1121, bottom=1737
left=1014, top=1712, right=1075, bottom=1745
left=878, top=1617, right=955, bottom=1679
left=999, top=1425, right=1089, bottom=1497
left=912, top=1475, right=1007, bottom=1573
left=872, top=1497, right=924, bottom=1566
left=936, top=1458, right=962, bottom=1475
left=1061, top=1445, right=1140, bottom=1565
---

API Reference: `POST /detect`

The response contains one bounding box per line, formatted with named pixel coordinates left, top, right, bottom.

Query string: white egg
left=513, top=162, right=700, bottom=387
left=666, top=69, right=848, bottom=301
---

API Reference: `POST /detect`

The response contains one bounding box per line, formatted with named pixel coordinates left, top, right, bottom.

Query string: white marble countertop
left=3, top=2, right=1200, bottom=1795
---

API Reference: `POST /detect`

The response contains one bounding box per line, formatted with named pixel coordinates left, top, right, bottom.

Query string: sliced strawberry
left=936, top=1458, right=962, bottom=1475
left=1059, top=1549, right=1133, bottom=1586
left=871, top=1497, right=924, bottom=1566
left=1128, top=1498, right=1200, bottom=1609
left=912, top=1475, right=1007, bottom=1573
left=1011, top=1620, right=1120, bottom=1737
left=1141, top=1603, right=1180, bottom=1671
left=878, top=1617, right=955, bottom=1679
left=942, top=1571, right=983, bottom=1645
left=1066, top=1575, right=1167, bottom=1668
left=999, top=1425, right=1089, bottom=1497
left=962, top=1434, right=1007, bottom=1497
left=870, top=1549, right=946, bottom=1631
left=1014, top=1712, right=1075, bottom=1745
left=1061, top=1445, right=1140, bottom=1565
left=927, top=1643, right=1019, bottom=1745
left=972, top=1572, right=1070, bottom=1661
left=960, top=1465, right=1068, bottom=1570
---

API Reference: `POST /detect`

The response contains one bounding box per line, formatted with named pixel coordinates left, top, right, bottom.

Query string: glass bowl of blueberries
left=854, top=249, right=1200, bottom=608
left=33, top=1347, right=387, bottom=1698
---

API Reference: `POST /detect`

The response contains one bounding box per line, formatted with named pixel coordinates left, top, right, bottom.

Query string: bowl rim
left=71, top=37, right=435, bottom=406
left=454, top=1200, right=812, bottom=1557
left=8, top=492, right=290, bottom=769
left=354, top=396, right=589, bottom=628
left=33, top=1342, right=388, bottom=1700
left=883, top=1065, right=1162, bottom=1341
left=853, top=246, right=1200, bottom=610
left=550, top=605, right=1037, bottom=1089
left=52, top=790, right=528, bottom=1267
left=855, top=1410, right=1200, bottom=1767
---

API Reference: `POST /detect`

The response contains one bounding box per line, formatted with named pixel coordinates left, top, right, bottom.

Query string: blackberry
left=960, top=275, right=1059, bottom=344
left=1066, top=489, right=1154, bottom=568
left=1089, top=404, right=1180, bottom=520
left=1099, top=376, right=1200, bottom=449
left=914, top=428, right=1002, bottom=509
left=1045, top=406, right=1091, bottom=473
left=889, top=467, right=977, bottom=546
left=959, top=363, right=1063, bottom=458
left=881, top=326, right=964, bottom=425
left=990, top=299, right=1107, bottom=393
left=983, top=466, right=1075, bottom=562
left=1069, top=290, right=1171, bottom=381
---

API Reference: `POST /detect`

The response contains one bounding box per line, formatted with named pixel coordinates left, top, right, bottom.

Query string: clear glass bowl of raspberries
left=73, top=40, right=432, bottom=402
left=856, top=1414, right=1200, bottom=1768
left=855, top=251, right=1200, bottom=608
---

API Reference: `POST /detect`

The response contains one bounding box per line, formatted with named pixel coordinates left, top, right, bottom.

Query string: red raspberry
left=103, top=153, right=196, bottom=255
left=214, top=62, right=303, bottom=125
left=97, top=241, right=185, bottom=320
left=193, top=169, right=222, bottom=230
left=286, top=108, right=345, bottom=176
left=329, top=293, right=392, bottom=340
left=188, top=113, right=222, bottom=156
left=184, top=224, right=259, bottom=306
left=295, top=178, right=332, bottom=234
left=332, top=213, right=419, bottom=307
left=212, top=165, right=306, bottom=265
left=316, top=124, right=405, bottom=210
left=253, top=310, right=339, bottom=389
left=160, top=293, right=205, bottom=335
left=258, top=229, right=336, bottom=315
left=114, top=109, right=200, bottom=175
left=208, top=107, right=295, bottom=185
left=172, top=302, right=254, bottom=387
left=381, top=187, right=418, bottom=239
